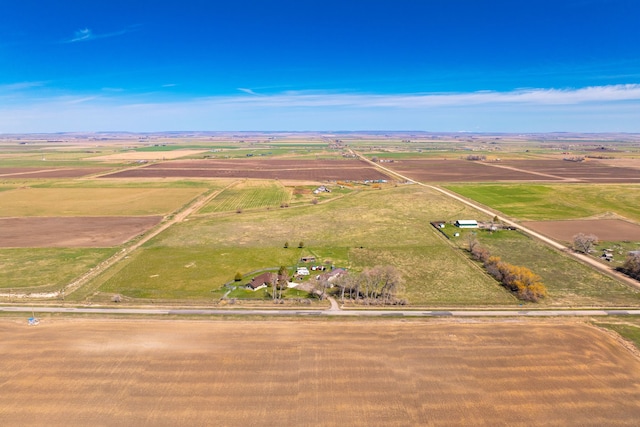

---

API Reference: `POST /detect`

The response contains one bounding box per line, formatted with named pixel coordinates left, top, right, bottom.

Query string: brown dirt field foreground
left=102, top=159, right=391, bottom=181
left=0, top=216, right=162, bottom=247
left=522, top=219, right=640, bottom=242
left=1, top=319, right=639, bottom=426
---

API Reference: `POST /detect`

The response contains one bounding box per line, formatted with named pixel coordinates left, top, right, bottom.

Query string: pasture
left=91, top=185, right=514, bottom=305
left=1, top=319, right=639, bottom=426
left=472, top=229, right=640, bottom=306
left=0, top=248, right=115, bottom=292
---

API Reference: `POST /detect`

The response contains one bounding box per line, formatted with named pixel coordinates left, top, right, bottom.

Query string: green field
left=0, top=187, right=206, bottom=216
left=0, top=248, right=115, bottom=292
left=91, top=185, right=516, bottom=305
left=198, top=180, right=291, bottom=213
left=469, top=229, right=640, bottom=306
left=594, top=320, right=640, bottom=350
left=445, top=183, right=640, bottom=221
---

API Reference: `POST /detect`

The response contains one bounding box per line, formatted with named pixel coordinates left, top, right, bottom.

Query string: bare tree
left=277, top=266, right=290, bottom=300
left=334, top=272, right=355, bottom=303
left=573, top=233, right=599, bottom=254
left=266, top=272, right=279, bottom=301
left=357, top=265, right=404, bottom=304
left=466, top=232, right=479, bottom=252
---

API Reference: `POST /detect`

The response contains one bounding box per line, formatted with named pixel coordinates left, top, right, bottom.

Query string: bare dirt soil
left=0, top=216, right=162, bottom=247
left=384, top=159, right=564, bottom=182
left=1, top=319, right=639, bottom=426
left=522, top=219, right=640, bottom=242
left=384, top=159, right=640, bottom=183
left=102, top=159, right=391, bottom=181
left=0, top=167, right=109, bottom=178
left=498, top=160, right=640, bottom=183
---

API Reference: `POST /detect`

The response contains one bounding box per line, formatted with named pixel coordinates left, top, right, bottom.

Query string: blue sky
left=1, top=0, right=640, bottom=132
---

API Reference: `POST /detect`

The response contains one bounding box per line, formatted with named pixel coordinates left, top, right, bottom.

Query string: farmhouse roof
left=247, top=272, right=280, bottom=289
left=318, top=268, right=346, bottom=282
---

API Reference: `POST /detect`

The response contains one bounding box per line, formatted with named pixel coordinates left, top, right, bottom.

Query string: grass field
left=445, top=183, right=640, bottom=221
left=90, top=185, right=515, bottom=305
left=198, top=180, right=291, bottom=213
left=0, top=248, right=115, bottom=292
left=594, top=318, right=640, bottom=350
left=0, top=187, right=206, bottom=216
left=471, top=229, right=640, bottom=306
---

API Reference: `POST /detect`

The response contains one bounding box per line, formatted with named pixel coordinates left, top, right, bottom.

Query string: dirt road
left=354, top=151, right=640, bottom=290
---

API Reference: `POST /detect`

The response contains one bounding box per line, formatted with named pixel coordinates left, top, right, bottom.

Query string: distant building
left=455, top=220, right=478, bottom=229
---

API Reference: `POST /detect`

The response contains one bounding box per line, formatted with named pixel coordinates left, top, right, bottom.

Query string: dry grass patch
left=0, top=187, right=205, bottom=216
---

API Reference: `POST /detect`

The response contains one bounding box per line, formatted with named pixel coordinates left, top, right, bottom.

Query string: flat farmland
left=498, top=159, right=640, bottom=183
left=522, top=219, right=640, bottom=242
left=92, top=185, right=511, bottom=304
left=0, top=167, right=109, bottom=178
left=384, top=159, right=562, bottom=182
left=87, top=149, right=208, bottom=161
left=0, top=248, right=115, bottom=291
left=383, top=159, right=640, bottom=183
left=444, top=184, right=640, bottom=222
left=0, top=187, right=205, bottom=216
left=102, top=159, right=391, bottom=181
left=1, top=319, right=639, bottom=426
left=0, top=216, right=162, bottom=248
left=198, top=180, right=291, bottom=213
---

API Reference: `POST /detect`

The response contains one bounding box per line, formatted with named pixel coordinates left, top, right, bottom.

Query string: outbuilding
left=455, top=220, right=478, bottom=229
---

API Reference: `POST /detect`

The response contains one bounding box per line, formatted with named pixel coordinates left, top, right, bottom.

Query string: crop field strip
left=1, top=320, right=639, bottom=426
left=0, top=187, right=206, bottom=217
left=0, top=167, right=110, bottom=178
left=101, top=159, right=391, bottom=181
left=198, top=180, right=291, bottom=213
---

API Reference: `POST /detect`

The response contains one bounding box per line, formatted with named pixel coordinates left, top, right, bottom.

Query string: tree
left=298, top=241, right=305, bottom=248
left=573, top=233, right=599, bottom=254
left=620, top=253, right=640, bottom=280
left=234, top=272, right=243, bottom=281
left=334, top=271, right=355, bottom=303
left=466, top=233, right=479, bottom=252
left=277, top=266, right=290, bottom=300
left=471, top=245, right=490, bottom=263
left=357, top=265, right=404, bottom=304
left=283, top=241, right=289, bottom=249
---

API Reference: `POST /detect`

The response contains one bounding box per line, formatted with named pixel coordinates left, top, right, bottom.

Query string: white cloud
left=237, top=88, right=262, bottom=96
left=0, top=81, right=45, bottom=93
left=1, top=85, right=639, bottom=133
left=64, top=25, right=139, bottom=43
left=70, top=28, right=93, bottom=42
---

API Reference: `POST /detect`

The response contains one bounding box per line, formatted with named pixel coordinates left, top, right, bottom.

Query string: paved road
left=2, top=305, right=640, bottom=317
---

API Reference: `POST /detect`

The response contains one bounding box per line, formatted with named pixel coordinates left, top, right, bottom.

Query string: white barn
left=455, top=220, right=478, bottom=229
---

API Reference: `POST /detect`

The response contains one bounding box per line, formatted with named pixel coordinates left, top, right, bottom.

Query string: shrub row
left=471, top=245, right=547, bottom=302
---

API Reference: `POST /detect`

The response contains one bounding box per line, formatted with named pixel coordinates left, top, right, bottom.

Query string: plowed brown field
left=0, top=216, right=162, bottom=247
left=1, top=319, right=639, bottom=426
left=383, top=159, right=640, bottom=183
left=102, top=159, right=390, bottom=181
left=522, top=219, right=640, bottom=242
